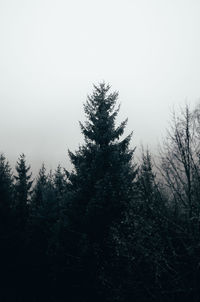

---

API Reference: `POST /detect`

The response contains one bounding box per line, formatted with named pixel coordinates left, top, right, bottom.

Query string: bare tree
left=159, top=105, right=200, bottom=219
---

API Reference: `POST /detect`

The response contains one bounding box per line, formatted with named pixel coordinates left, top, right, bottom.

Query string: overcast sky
left=1, top=0, right=200, bottom=174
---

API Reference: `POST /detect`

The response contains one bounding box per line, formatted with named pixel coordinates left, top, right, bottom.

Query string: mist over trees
left=1, top=83, right=200, bottom=301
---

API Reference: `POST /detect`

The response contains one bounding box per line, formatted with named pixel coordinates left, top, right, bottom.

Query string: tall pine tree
left=67, top=83, right=137, bottom=301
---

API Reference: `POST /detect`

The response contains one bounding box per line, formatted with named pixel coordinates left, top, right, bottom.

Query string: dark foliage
left=0, top=84, right=200, bottom=302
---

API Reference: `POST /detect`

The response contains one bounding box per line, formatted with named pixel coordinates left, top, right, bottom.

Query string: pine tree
left=137, top=149, right=165, bottom=214
left=0, top=153, right=14, bottom=252
left=138, top=149, right=155, bottom=202
left=27, top=169, right=60, bottom=301
left=0, top=154, right=17, bottom=299
left=14, top=153, right=33, bottom=228
left=67, top=83, right=137, bottom=301
left=54, top=164, right=68, bottom=207
left=31, top=163, right=47, bottom=210
left=68, top=83, right=136, bottom=233
left=29, top=169, right=59, bottom=239
left=0, top=154, right=13, bottom=220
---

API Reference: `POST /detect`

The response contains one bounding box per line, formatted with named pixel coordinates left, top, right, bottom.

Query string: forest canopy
left=1, top=83, right=200, bottom=302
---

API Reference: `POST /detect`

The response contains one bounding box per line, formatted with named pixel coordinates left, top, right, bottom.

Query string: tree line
left=1, top=83, right=200, bottom=301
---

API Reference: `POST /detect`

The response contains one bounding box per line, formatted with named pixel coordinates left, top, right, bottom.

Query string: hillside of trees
left=1, top=83, right=200, bottom=302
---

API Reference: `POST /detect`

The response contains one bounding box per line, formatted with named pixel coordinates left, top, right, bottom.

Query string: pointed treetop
left=79, top=82, right=129, bottom=147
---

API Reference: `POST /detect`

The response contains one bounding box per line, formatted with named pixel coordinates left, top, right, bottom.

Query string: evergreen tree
left=54, top=164, right=68, bottom=207
left=67, top=83, right=137, bottom=301
left=0, top=154, right=13, bottom=220
left=137, top=149, right=165, bottom=216
left=14, top=153, right=33, bottom=229
left=135, top=150, right=167, bottom=299
left=0, top=154, right=14, bottom=291
left=27, top=169, right=60, bottom=301
left=138, top=149, right=155, bottom=202
left=31, top=163, right=47, bottom=210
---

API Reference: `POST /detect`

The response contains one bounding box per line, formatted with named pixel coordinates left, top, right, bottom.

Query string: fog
left=1, top=0, right=200, bottom=174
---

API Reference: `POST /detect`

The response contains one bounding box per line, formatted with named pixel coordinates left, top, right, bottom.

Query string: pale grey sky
left=1, top=0, right=200, bottom=174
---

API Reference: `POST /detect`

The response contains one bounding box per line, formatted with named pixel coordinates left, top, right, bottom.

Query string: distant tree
left=135, top=150, right=169, bottom=299
left=54, top=164, right=68, bottom=207
left=27, top=169, right=60, bottom=301
left=31, top=163, right=47, bottom=211
left=0, top=154, right=13, bottom=220
left=67, top=83, right=137, bottom=301
left=138, top=149, right=157, bottom=205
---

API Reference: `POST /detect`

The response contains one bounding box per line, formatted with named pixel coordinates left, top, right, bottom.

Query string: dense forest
left=1, top=83, right=200, bottom=302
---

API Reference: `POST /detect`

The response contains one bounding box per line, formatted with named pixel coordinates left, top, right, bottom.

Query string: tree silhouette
left=67, top=83, right=137, bottom=301
left=14, top=154, right=33, bottom=229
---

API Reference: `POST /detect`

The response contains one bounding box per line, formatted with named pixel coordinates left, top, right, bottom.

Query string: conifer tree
left=138, top=149, right=155, bottom=201
left=67, top=83, right=137, bottom=301
left=0, top=153, right=14, bottom=251
left=137, top=149, right=165, bottom=215
left=68, top=83, right=136, bottom=232
left=0, top=154, right=13, bottom=220
left=29, top=169, right=59, bottom=237
left=0, top=155, right=16, bottom=299
left=14, top=153, right=33, bottom=228
left=31, top=163, right=47, bottom=210
left=27, top=169, right=60, bottom=300
left=54, top=164, right=68, bottom=207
